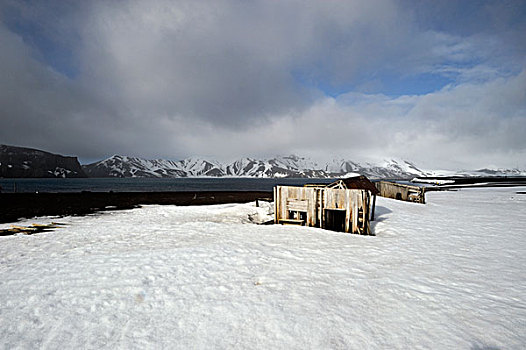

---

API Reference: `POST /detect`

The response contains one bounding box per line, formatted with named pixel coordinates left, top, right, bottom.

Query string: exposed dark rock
left=0, top=191, right=273, bottom=223
left=0, top=145, right=86, bottom=178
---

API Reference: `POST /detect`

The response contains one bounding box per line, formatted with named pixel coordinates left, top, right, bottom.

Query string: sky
left=0, top=0, right=525, bottom=170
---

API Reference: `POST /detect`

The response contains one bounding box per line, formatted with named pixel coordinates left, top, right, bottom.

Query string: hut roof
left=328, top=175, right=379, bottom=195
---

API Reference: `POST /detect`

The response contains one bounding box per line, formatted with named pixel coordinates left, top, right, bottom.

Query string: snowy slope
left=224, top=158, right=270, bottom=177
left=176, top=157, right=224, bottom=177
left=417, top=167, right=526, bottom=178
left=81, top=155, right=185, bottom=178
left=459, top=168, right=526, bottom=176
left=83, top=155, right=432, bottom=179
left=1, top=187, right=525, bottom=348
left=82, top=155, right=223, bottom=178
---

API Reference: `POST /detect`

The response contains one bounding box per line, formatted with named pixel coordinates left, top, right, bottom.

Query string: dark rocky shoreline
left=0, top=191, right=273, bottom=224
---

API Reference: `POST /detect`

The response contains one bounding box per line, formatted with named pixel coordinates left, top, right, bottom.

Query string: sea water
left=0, top=177, right=334, bottom=193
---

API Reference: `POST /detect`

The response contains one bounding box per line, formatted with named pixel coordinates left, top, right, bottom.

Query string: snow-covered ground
left=1, top=187, right=525, bottom=349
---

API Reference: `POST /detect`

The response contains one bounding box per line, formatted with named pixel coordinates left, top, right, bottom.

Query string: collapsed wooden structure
left=274, top=176, right=379, bottom=235
left=375, top=181, right=426, bottom=204
left=0, top=222, right=65, bottom=237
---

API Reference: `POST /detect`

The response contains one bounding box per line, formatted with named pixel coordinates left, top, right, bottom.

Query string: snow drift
left=1, top=187, right=525, bottom=348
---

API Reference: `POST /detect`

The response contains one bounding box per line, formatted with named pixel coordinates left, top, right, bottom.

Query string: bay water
left=0, top=177, right=334, bottom=193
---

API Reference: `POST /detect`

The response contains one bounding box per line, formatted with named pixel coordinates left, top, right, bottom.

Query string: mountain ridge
left=3, top=144, right=524, bottom=179
left=0, top=144, right=86, bottom=178
left=82, top=154, right=436, bottom=179
left=83, top=154, right=526, bottom=179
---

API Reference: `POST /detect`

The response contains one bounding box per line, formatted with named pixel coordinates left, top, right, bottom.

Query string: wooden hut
left=375, top=181, right=425, bottom=204
left=274, top=175, right=378, bottom=235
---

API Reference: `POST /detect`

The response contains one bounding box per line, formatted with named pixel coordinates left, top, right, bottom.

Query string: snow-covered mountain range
left=82, top=154, right=436, bottom=179
left=3, top=144, right=524, bottom=179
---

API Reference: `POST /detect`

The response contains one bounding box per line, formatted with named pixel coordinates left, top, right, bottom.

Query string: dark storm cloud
left=0, top=0, right=525, bottom=168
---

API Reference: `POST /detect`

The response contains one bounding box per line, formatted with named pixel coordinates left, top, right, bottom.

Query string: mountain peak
left=82, top=154, right=432, bottom=179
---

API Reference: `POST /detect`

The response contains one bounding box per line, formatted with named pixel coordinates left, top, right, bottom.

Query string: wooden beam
left=371, top=194, right=376, bottom=221
left=273, top=186, right=278, bottom=224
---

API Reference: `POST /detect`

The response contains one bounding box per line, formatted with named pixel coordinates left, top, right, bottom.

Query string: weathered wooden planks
left=274, top=185, right=373, bottom=235
left=375, top=181, right=426, bottom=204
left=287, top=199, right=309, bottom=211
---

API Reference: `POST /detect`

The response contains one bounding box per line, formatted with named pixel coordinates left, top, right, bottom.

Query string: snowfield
left=1, top=187, right=525, bottom=349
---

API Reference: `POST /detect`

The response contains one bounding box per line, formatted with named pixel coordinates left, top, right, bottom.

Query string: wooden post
left=371, top=194, right=376, bottom=221
left=318, top=188, right=322, bottom=227
left=321, top=189, right=327, bottom=229
left=273, top=187, right=278, bottom=224
left=362, top=191, right=369, bottom=235
left=344, top=191, right=351, bottom=233
left=352, top=193, right=358, bottom=234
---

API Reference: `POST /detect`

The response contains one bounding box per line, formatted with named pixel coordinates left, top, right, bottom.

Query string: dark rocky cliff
left=0, top=145, right=87, bottom=178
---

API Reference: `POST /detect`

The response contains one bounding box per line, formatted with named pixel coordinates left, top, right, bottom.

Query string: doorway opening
left=324, top=209, right=346, bottom=232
